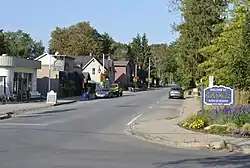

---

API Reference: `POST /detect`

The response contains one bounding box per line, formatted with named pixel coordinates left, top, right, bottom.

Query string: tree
left=171, top=0, right=228, bottom=88
left=198, top=0, right=250, bottom=89
left=130, top=34, right=142, bottom=68
left=101, top=32, right=115, bottom=55
left=110, top=42, right=131, bottom=61
left=130, top=33, right=151, bottom=71
left=49, top=21, right=103, bottom=56
left=0, top=29, right=7, bottom=55
left=4, top=30, right=44, bottom=59
left=141, top=33, right=151, bottom=70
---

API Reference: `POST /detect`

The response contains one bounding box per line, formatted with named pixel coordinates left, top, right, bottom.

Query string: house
left=114, top=60, right=134, bottom=89
left=35, top=53, right=85, bottom=97
left=72, top=56, right=115, bottom=86
left=0, top=54, right=41, bottom=100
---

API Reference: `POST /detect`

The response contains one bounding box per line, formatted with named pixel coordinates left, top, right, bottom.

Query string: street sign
left=204, top=85, right=234, bottom=106
left=46, top=90, right=57, bottom=104
left=53, top=60, right=64, bottom=71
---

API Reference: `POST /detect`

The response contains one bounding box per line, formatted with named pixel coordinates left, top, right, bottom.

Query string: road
left=0, top=88, right=248, bottom=168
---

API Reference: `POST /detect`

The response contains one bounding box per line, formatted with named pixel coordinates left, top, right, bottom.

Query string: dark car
left=169, top=87, right=184, bottom=99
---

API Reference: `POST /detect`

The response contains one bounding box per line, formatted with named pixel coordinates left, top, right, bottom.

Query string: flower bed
left=180, top=106, right=250, bottom=137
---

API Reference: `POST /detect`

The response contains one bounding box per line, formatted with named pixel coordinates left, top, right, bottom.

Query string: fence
left=235, top=89, right=250, bottom=106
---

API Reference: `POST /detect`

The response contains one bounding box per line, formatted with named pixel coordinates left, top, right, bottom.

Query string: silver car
left=96, top=88, right=114, bottom=98
left=169, top=87, right=184, bottom=99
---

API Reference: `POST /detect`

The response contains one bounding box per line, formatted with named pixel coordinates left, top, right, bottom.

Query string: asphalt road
left=0, top=88, right=248, bottom=168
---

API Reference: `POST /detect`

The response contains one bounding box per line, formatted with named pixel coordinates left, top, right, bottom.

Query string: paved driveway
left=0, top=88, right=247, bottom=168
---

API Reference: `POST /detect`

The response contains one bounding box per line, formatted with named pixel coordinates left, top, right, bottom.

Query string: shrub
left=209, top=106, right=250, bottom=126
left=182, top=114, right=207, bottom=130
left=225, top=123, right=239, bottom=132
left=207, top=125, right=228, bottom=135
left=242, top=123, right=250, bottom=131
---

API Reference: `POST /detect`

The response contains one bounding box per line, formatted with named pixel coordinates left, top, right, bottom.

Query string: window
left=92, top=68, right=96, bottom=75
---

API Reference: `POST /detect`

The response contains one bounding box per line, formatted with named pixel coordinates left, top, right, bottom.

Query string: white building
left=0, top=54, right=41, bottom=98
left=73, top=56, right=115, bottom=85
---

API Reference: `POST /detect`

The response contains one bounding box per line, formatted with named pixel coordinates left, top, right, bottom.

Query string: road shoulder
left=125, top=97, right=250, bottom=153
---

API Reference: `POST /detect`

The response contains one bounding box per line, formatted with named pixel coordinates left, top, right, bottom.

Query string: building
left=73, top=56, right=115, bottom=85
left=0, top=54, right=41, bottom=100
left=114, top=60, right=133, bottom=89
left=35, top=53, right=85, bottom=97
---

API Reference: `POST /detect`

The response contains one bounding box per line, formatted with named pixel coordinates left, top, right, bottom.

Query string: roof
left=114, top=61, right=129, bottom=66
left=34, top=53, right=48, bottom=61
left=98, top=58, right=113, bottom=70
left=36, top=54, right=114, bottom=70
left=82, top=72, right=91, bottom=80
left=70, top=56, right=92, bottom=67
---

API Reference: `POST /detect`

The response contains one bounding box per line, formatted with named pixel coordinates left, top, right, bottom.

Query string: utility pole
left=48, top=54, right=51, bottom=92
left=135, top=57, right=138, bottom=77
left=148, top=57, right=151, bottom=89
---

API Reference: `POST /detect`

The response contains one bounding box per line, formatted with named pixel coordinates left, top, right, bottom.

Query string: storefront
left=0, top=55, right=41, bottom=100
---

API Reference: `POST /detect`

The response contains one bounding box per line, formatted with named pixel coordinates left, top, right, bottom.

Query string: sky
left=0, top=0, right=181, bottom=49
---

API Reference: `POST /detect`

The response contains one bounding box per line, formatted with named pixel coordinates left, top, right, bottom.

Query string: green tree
left=199, top=0, right=250, bottom=89
left=171, top=0, right=228, bottom=88
left=101, top=32, right=115, bottom=55
left=4, top=30, right=44, bottom=59
left=0, top=29, right=7, bottom=55
left=130, top=33, right=151, bottom=71
left=110, top=42, right=131, bottom=61
left=49, top=22, right=103, bottom=56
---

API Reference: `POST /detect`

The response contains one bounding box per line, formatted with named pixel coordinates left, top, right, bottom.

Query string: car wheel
left=169, top=96, right=171, bottom=99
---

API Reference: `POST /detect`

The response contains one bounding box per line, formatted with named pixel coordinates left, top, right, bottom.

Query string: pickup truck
left=110, top=84, right=123, bottom=97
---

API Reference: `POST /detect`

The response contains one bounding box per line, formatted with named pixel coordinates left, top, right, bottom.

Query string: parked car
left=96, top=88, right=114, bottom=98
left=110, top=84, right=123, bottom=97
left=169, top=87, right=184, bottom=99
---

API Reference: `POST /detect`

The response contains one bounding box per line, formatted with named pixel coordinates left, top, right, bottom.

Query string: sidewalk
left=125, top=97, right=250, bottom=153
left=0, top=96, right=82, bottom=118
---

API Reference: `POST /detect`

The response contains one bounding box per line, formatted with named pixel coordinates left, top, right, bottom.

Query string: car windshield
left=171, top=88, right=182, bottom=91
left=110, top=84, right=118, bottom=88
left=100, top=89, right=109, bottom=91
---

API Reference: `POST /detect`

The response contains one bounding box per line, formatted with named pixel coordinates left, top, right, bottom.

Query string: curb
left=0, top=100, right=78, bottom=120
left=124, top=126, right=207, bottom=151
left=124, top=97, right=248, bottom=153
left=53, top=100, right=77, bottom=106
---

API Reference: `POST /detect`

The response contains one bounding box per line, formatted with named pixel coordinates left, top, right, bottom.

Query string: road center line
left=126, top=113, right=143, bottom=126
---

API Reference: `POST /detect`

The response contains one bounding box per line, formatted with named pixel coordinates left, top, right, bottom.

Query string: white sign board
left=46, top=90, right=57, bottom=104
left=209, top=76, right=214, bottom=87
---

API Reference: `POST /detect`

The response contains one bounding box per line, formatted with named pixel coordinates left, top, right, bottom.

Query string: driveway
left=0, top=88, right=246, bottom=168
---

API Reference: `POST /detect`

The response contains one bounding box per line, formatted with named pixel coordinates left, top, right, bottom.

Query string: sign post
left=46, top=90, right=57, bottom=105
left=204, top=85, right=234, bottom=106
left=209, top=76, right=214, bottom=87
left=202, top=85, right=234, bottom=118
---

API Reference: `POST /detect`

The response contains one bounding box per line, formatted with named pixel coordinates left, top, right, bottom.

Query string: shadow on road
left=153, top=154, right=250, bottom=168
left=37, top=108, right=77, bottom=114
left=119, top=94, right=136, bottom=98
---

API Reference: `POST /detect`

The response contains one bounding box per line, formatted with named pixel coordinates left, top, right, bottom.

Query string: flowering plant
left=100, top=73, right=108, bottom=82
left=133, top=76, right=139, bottom=83
left=209, top=106, right=250, bottom=126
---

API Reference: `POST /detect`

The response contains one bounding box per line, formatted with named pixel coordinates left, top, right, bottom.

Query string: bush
left=225, top=123, right=238, bottom=132
left=242, top=123, right=250, bottom=131
left=182, top=114, right=207, bottom=130
left=207, top=125, right=228, bottom=135
left=209, top=106, right=250, bottom=126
